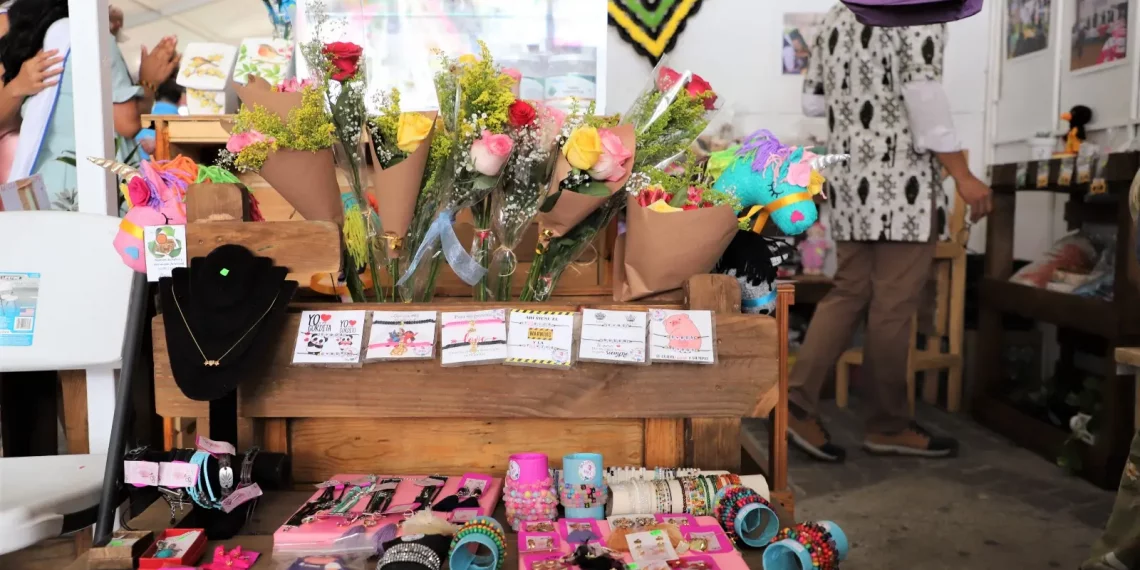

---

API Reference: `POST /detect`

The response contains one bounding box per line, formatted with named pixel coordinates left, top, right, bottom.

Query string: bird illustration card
left=439, top=309, right=508, bottom=366
left=578, top=309, right=648, bottom=364
left=505, top=310, right=577, bottom=369
left=233, top=38, right=295, bottom=86
left=365, top=311, right=437, bottom=361
left=648, top=309, right=716, bottom=364
left=291, top=310, right=366, bottom=366
left=176, top=42, right=237, bottom=91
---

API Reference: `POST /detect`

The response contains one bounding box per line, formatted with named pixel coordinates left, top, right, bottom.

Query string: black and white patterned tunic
left=803, top=4, right=950, bottom=242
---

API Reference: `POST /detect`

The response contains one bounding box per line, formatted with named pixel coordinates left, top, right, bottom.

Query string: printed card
left=683, top=526, right=733, bottom=554
left=1015, top=162, right=1028, bottom=188
left=519, top=532, right=560, bottom=553
left=506, top=310, right=576, bottom=368
left=439, top=309, right=508, bottom=365
left=0, top=272, right=39, bottom=347
left=1035, top=160, right=1050, bottom=188
left=627, top=529, right=679, bottom=563
left=292, top=310, right=366, bottom=365
left=1077, top=155, right=1093, bottom=184
left=143, top=225, right=188, bottom=282
left=0, top=174, right=49, bottom=211
left=579, top=309, right=647, bottom=364
left=1058, top=158, right=1075, bottom=186
left=522, top=521, right=557, bottom=533
left=124, top=460, right=159, bottom=486
left=157, top=462, right=199, bottom=488
left=366, top=311, right=437, bottom=361
left=648, top=309, right=716, bottom=364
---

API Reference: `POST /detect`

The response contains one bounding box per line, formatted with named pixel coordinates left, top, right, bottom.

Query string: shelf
left=144, top=114, right=232, bottom=145
left=979, top=278, right=1117, bottom=338
left=989, top=151, right=1139, bottom=195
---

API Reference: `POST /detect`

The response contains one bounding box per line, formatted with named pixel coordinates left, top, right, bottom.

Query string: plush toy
left=1062, top=105, right=1092, bottom=155
left=797, top=222, right=830, bottom=275
left=714, top=230, right=795, bottom=315
left=711, top=129, right=847, bottom=236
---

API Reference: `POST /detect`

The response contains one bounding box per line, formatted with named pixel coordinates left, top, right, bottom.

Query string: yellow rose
left=562, top=126, right=603, bottom=170
left=396, top=112, right=434, bottom=154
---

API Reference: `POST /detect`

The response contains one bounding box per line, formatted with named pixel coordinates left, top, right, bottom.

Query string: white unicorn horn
left=87, top=157, right=141, bottom=182
left=811, top=154, right=849, bottom=171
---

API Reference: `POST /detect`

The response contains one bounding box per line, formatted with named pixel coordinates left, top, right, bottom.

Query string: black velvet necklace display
left=159, top=245, right=297, bottom=402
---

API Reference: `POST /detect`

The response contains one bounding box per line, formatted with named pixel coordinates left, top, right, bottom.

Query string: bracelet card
left=578, top=309, right=648, bottom=365
left=439, top=309, right=508, bottom=366
left=648, top=309, right=717, bottom=364
left=365, top=311, right=437, bottom=361
left=291, top=310, right=366, bottom=366
left=1035, top=160, right=1050, bottom=188
left=681, top=526, right=733, bottom=554
left=505, top=309, right=577, bottom=369
left=518, top=531, right=560, bottom=553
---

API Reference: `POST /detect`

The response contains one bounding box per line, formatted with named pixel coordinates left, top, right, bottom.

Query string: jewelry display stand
left=75, top=185, right=797, bottom=568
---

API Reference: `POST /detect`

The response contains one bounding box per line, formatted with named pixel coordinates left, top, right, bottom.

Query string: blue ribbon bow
left=397, top=210, right=487, bottom=287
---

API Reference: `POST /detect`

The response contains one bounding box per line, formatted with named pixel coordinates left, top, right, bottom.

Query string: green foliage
left=625, top=90, right=711, bottom=171
left=231, top=85, right=335, bottom=170
left=368, top=88, right=404, bottom=167
left=455, top=42, right=516, bottom=138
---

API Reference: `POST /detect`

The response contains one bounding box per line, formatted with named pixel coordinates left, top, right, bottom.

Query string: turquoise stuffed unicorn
left=712, top=129, right=847, bottom=236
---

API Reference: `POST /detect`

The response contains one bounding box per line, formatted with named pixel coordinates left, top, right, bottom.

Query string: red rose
left=656, top=67, right=682, bottom=91
left=323, top=42, right=363, bottom=81
left=685, top=73, right=717, bottom=110
left=508, top=99, right=537, bottom=127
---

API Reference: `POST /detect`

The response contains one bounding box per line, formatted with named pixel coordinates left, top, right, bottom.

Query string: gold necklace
left=172, top=287, right=282, bottom=367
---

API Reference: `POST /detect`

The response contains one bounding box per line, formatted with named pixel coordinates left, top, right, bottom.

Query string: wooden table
left=66, top=490, right=789, bottom=570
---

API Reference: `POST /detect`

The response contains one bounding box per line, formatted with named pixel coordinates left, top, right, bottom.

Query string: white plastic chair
left=0, top=211, right=147, bottom=554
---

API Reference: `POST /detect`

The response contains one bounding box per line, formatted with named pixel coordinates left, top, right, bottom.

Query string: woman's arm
left=0, top=50, right=64, bottom=128
left=112, top=37, right=178, bottom=139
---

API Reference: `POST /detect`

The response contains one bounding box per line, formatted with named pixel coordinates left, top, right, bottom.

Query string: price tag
left=124, top=461, right=159, bottom=487
left=1035, top=160, right=1050, bottom=188
left=221, top=483, right=263, bottom=513
left=1058, top=158, right=1075, bottom=186
left=1076, top=156, right=1093, bottom=184
left=196, top=435, right=236, bottom=456
left=1015, top=162, right=1028, bottom=188
left=158, top=462, right=199, bottom=488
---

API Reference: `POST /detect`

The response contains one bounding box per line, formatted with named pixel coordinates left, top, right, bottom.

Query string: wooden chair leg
left=947, top=364, right=963, bottom=412
left=907, top=314, right=917, bottom=417
left=835, top=360, right=850, bottom=408
left=921, top=369, right=939, bottom=405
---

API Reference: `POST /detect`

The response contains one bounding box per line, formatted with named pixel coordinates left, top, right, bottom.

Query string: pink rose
left=126, top=177, right=152, bottom=208
left=226, top=130, right=273, bottom=154
left=656, top=67, right=682, bottom=91
left=785, top=160, right=813, bottom=187
left=588, top=128, right=633, bottom=182
left=275, top=77, right=313, bottom=93
left=502, top=67, right=522, bottom=96
left=470, top=130, right=513, bottom=176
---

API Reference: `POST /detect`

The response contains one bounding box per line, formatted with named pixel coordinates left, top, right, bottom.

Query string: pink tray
left=274, top=473, right=503, bottom=551
left=518, top=516, right=748, bottom=570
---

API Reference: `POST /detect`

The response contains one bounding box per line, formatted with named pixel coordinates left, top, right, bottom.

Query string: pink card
left=124, top=461, right=159, bottom=487
left=559, top=519, right=601, bottom=542
left=157, top=462, right=199, bottom=488
left=519, top=532, right=560, bottom=554
left=522, top=553, right=565, bottom=570
left=221, top=483, right=263, bottom=513
left=196, top=436, right=236, bottom=456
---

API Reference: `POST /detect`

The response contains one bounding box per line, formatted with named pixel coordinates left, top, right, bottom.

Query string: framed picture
left=1071, top=0, right=1128, bottom=71
left=1007, top=0, right=1051, bottom=60
left=782, top=12, right=827, bottom=75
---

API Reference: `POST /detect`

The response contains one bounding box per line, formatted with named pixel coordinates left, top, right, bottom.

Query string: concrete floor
left=744, top=401, right=1118, bottom=569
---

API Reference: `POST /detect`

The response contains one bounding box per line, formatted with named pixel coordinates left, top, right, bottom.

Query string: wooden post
left=974, top=190, right=1016, bottom=409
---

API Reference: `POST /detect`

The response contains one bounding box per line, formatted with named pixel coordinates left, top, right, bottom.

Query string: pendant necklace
left=172, top=287, right=282, bottom=367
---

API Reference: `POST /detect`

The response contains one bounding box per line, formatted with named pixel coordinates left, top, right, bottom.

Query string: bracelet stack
left=448, top=516, right=507, bottom=570
left=608, top=473, right=747, bottom=516
left=763, top=521, right=848, bottom=570
left=713, top=485, right=778, bottom=548
left=378, top=542, right=443, bottom=570
left=504, top=453, right=557, bottom=531
left=560, top=453, right=604, bottom=519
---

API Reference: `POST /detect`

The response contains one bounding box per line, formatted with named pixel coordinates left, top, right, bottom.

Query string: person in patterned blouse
left=786, top=3, right=993, bottom=462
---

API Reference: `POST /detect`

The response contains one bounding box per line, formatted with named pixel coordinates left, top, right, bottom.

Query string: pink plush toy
left=91, top=157, right=192, bottom=273
left=797, top=222, right=830, bottom=276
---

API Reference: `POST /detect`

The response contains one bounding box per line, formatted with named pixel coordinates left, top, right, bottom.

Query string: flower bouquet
left=482, top=99, right=563, bottom=300
left=520, top=60, right=719, bottom=301
left=613, top=154, right=743, bottom=301
left=366, top=88, right=451, bottom=301
left=396, top=43, right=516, bottom=298
left=227, top=75, right=339, bottom=223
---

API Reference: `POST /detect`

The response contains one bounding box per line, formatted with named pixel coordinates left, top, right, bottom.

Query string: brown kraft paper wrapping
left=233, top=75, right=342, bottom=223
left=613, top=195, right=738, bottom=302
left=367, top=111, right=437, bottom=243
left=538, top=124, right=636, bottom=238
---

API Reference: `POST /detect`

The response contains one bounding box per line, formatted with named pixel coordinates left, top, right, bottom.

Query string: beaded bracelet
left=769, top=523, right=841, bottom=570
left=558, top=482, right=608, bottom=509
left=714, top=485, right=777, bottom=548
left=449, top=517, right=507, bottom=570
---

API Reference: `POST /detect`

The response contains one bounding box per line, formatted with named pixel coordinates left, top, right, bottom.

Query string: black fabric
left=159, top=245, right=297, bottom=401
left=714, top=230, right=795, bottom=287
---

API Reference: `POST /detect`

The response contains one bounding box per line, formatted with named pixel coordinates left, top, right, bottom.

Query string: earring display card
left=143, top=225, right=188, bottom=282
left=365, top=311, right=438, bottom=361
left=0, top=272, right=39, bottom=347
left=578, top=309, right=648, bottom=364
left=439, top=309, right=508, bottom=366
left=291, top=310, right=367, bottom=366
left=648, top=309, right=717, bottom=364
left=505, top=310, right=577, bottom=369
left=627, top=529, right=679, bottom=563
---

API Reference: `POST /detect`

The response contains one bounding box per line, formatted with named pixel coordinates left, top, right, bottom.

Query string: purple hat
left=842, top=0, right=983, bottom=27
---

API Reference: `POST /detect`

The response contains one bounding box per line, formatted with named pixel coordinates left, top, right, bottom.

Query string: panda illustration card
left=648, top=309, right=716, bottom=364
left=292, top=310, right=367, bottom=366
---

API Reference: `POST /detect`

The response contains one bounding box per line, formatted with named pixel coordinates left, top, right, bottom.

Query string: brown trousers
left=789, top=239, right=936, bottom=434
